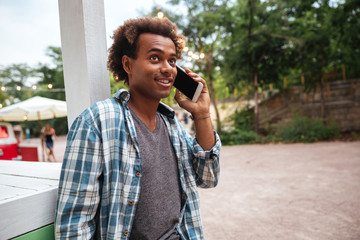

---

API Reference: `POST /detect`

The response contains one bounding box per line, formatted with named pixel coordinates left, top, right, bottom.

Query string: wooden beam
left=58, top=0, right=110, bottom=127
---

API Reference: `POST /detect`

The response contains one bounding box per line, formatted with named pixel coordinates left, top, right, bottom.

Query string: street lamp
left=157, top=11, right=164, bottom=19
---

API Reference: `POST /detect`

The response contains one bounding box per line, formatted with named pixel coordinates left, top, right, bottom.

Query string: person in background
left=42, top=124, right=56, bottom=162
left=26, top=128, right=30, bottom=139
left=55, top=16, right=221, bottom=239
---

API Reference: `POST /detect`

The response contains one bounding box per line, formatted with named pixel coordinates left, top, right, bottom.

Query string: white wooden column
left=58, top=0, right=110, bottom=127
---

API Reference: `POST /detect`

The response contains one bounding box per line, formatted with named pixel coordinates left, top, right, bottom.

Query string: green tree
left=285, top=0, right=337, bottom=119
left=35, top=46, right=65, bottom=101
left=34, top=46, right=68, bottom=134
left=223, top=0, right=294, bottom=132
left=0, top=90, right=8, bottom=108
left=0, top=63, right=36, bottom=103
left=329, top=0, right=360, bottom=79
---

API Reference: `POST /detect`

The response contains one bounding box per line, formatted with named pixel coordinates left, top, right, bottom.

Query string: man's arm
left=55, top=116, right=102, bottom=239
left=175, top=69, right=220, bottom=188
left=174, top=68, right=215, bottom=150
left=191, top=113, right=215, bottom=150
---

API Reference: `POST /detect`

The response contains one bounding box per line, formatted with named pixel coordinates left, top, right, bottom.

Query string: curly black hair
left=107, top=17, right=186, bottom=85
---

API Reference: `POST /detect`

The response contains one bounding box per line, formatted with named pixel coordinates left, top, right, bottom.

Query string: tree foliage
left=0, top=63, right=36, bottom=104
left=222, top=0, right=295, bottom=131
left=328, top=0, right=360, bottom=79
left=36, top=46, right=66, bottom=101
left=1, top=0, right=358, bottom=139
left=0, top=46, right=68, bottom=136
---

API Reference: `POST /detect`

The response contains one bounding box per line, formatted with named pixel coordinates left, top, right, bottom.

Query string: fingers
left=174, top=89, right=190, bottom=103
left=174, top=89, right=184, bottom=103
left=185, top=69, right=200, bottom=81
left=174, top=90, right=185, bottom=109
left=184, top=69, right=208, bottom=92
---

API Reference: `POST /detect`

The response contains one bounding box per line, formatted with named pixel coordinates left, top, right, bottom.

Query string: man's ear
left=122, top=55, right=132, bottom=75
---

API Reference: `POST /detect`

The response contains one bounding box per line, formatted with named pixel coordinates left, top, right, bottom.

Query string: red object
left=0, top=143, right=20, bottom=160
left=0, top=123, right=22, bottom=161
left=20, top=145, right=39, bottom=162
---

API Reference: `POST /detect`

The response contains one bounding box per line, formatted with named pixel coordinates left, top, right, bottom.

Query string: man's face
left=126, top=33, right=177, bottom=101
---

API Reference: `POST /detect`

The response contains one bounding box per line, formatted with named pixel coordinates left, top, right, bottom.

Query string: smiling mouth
left=156, top=76, right=174, bottom=85
left=158, top=79, right=172, bottom=84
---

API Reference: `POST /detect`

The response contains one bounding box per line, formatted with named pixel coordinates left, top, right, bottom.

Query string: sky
left=0, top=0, right=170, bottom=67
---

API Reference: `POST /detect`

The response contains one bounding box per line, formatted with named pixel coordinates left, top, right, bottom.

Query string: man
left=55, top=17, right=221, bottom=239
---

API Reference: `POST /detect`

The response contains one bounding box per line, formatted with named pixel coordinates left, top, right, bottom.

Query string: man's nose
left=160, top=61, right=173, bottom=74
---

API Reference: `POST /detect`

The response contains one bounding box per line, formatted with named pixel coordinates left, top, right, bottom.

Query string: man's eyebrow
left=147, top=48, right=177, bottom=56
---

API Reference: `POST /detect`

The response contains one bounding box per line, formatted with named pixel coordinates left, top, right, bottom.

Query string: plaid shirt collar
left=114, top=89, right=175, bottom=119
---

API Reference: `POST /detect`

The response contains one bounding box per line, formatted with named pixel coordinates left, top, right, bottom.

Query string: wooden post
left=342, top=64, right=346, bottom=81
left=301, top=73, right=305, bottom=85
left=58, top=0, right=110, bottom=128
left=37, top=114, right=45, bottom=162
left=254, top=72, right=259, bottom=133
left=283, top=76, right=287, bottom=89
left=326, top=82, right=331, bottom=99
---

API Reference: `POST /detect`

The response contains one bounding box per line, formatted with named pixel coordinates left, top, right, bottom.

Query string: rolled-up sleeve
left=192, top=131, right=221, bottom=188
left=55, top=115, right=103, bottom=239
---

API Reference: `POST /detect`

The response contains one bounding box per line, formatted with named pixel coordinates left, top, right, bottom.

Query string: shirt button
left=136, top=172, right=141, bottom=177
left=128, top=200, right=135, bottom=205
left=124, top=230, right=129, bottom=236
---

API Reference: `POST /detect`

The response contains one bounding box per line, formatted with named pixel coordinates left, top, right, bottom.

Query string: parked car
left=0, top=122, right=22, bottom=160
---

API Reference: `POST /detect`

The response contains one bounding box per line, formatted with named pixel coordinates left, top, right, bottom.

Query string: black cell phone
left=173, top=65, right=203, bottom=102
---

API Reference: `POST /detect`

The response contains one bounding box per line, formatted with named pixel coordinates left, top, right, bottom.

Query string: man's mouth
left=156, top=77, right=173, bottom=87
left=158, top=79, right=171, bottom=84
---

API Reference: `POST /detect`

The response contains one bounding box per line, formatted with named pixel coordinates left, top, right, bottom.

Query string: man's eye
left=150, top=56, right=159, bottom=61
left=169, top=59, right=176, bottom=65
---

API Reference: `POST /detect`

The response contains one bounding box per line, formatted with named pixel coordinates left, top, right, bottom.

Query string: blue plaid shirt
left=55, top=89, right=221, bottom=239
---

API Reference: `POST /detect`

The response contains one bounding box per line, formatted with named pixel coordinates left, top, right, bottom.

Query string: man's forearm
left=193, top=115, right=215, bottom=151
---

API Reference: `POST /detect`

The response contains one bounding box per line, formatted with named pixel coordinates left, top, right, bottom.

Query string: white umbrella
left=0, top=96, right=67, bottom=122
left=0, top=96, right=67, bottom=161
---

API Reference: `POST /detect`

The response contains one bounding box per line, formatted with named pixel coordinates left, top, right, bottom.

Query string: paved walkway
left=23, top=137, right=360, bottom=239
left=199, top=141, right=360, bottom=240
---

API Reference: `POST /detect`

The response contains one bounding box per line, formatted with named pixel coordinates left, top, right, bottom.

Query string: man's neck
left=128, top=93, right=159, bottom=132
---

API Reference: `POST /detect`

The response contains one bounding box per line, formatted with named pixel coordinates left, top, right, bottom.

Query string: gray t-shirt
left=129, top=109, right=182, bottom=240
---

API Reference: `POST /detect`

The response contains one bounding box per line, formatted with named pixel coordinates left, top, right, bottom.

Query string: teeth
left=159, top=80, right=170, bottom=84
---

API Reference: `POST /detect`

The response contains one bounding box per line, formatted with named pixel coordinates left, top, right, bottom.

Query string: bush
left=274, top=113, right=339, bottom=143
left=232, top=106, right=254, bottom=131
left=220, top=109, right=340, bottom=145
left=219, top=106, right=259, bottom=145
left=219, top=129, right=259, bottom=145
